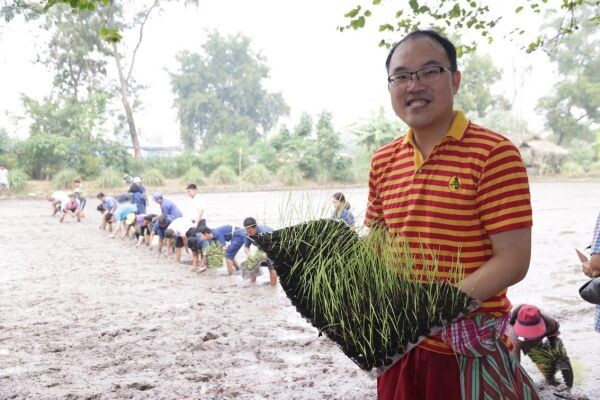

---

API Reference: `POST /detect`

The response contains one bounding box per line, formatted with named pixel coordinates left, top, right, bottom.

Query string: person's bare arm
left=459, top=227, right=531, bottom=302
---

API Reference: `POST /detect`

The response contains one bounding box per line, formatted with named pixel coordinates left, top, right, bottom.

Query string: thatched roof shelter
left=519, top=139, right=568, bottom=156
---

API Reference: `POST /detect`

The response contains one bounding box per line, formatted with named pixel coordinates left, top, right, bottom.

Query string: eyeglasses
left=388, top=65, right=456, bottom=87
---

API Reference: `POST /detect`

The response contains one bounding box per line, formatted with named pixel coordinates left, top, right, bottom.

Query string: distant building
left=519, top=138, right=568, bottom=175
left=125, top=145, right=184, bottom=158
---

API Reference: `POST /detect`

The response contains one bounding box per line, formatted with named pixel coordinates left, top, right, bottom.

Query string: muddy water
left=0, top=182, right=599, bottom=399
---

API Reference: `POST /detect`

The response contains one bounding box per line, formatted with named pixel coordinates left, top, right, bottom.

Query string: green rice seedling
left=96, top=168, right=122, bottom=188
left=7, top=169, right=28, bottom=192
left=52, top=169, right=79, bottom=189
left=209, top=165, right=238, bottom=185
left=143, top=169, right=165, bottom=186
left=206, top=241, right=224, bottom=268
left=182, top=166, right=205, bottom=186
left=250, top=216, right=477, bottom=375
left=527, top=338, right=573, bottom=388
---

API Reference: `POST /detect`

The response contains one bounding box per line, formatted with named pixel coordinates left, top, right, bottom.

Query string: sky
left=0, top=0, right=557, bottom=146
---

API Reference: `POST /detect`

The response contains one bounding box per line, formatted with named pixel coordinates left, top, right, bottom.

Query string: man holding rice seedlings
left=243, top=217, right=278, bottom=286
left=367, top=30, right=536, bottom=399
left=197, top=225, right=245, bottom=275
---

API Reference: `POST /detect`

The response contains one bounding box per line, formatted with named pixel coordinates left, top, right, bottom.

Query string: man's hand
left=583, top=256, right=600, bottom=278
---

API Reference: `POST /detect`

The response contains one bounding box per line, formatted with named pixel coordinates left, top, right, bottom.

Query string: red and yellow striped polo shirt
left=365, top=111, right=532, bottom=354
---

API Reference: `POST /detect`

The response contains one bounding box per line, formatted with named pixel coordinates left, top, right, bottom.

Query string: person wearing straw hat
left=510, top=304, right=573, bottom=388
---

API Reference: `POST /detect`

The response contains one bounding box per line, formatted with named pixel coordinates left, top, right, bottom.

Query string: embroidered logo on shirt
left=448, top=176, right=462, bottom=192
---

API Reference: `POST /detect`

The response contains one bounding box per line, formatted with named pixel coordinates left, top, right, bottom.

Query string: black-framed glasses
left=388, top=65, right=456, bottom=87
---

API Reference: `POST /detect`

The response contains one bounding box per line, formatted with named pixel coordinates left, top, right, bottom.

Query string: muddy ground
left=0, top=196, right=597, bottom=399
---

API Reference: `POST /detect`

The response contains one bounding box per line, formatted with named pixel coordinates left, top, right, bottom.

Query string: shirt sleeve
left=364, top=159, right=384, bottom=227
left=476, top=140, right=533, bottom=235
left=591, top=213, right=600, bottom=255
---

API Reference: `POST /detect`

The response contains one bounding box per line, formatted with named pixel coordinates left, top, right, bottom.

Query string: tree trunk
left=112, top=42, right=142, bottom=159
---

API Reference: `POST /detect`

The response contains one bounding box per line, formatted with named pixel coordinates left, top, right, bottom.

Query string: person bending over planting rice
left=242, top=217, right=277, bottom=287
left=198, top=225, right=245, bottom=275
left=59, top=193, right=82, bottom=223
left=366, top=29, right=537, bottom=399
left=109, top=203, right=137, bottom=239
left=48, top=190, right=68, bottom=217
left=96, top=193, right=119, bottom=232
left=331, top=192, right=355, bottom=227
left=163, top=217, right=196, bottom=265
left=510, top=304, right=573, bottom=389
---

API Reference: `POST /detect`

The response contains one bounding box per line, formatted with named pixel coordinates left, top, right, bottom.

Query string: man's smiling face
left=387, top=36, right=461, bottom=135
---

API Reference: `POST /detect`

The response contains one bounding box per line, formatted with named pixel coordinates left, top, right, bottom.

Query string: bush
left=330, top=156, right=355, bottom=182
left=143, top=169, right=165, bottom=186
left=183, top=166, right=205, bottom=186
left=560, top=161, right=585, bottom=177
left=96, top=168, right=122, bottom=188
left=124, top=157, right=146, bottom=177
left=7, top=169, right=28, bottom=192
left=209, top=165, right=238, bottom=185
left=277, top=164, right=303, bottom=186
left=242, top=164, right=273, bottom=185
left=53, top=169, right=79, bottom=189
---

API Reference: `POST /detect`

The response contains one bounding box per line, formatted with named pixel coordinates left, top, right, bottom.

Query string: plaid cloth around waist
left=441, top=313, right=540, bottom=400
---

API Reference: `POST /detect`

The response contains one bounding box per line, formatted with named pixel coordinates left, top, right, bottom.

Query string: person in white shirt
left=186, top=184, right=205, bottom=227
left=0, top=165, right=8, bottom=194
left=164, top=217, right=196, bottom=264
left=48, top=190, right=69, bottom=216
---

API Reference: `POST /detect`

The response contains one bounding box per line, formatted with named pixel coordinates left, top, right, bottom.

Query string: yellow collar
left=401, top=110, right=469, bottom=146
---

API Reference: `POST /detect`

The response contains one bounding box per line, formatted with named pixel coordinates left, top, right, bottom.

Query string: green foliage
left=7, top=169, right=28, bottom=193
left=196, top=133, right=252, bottom=175
left=537, top=14, right=600, bottom=146
left=277, top=164, right=303, bottom=186
left=294, top=112, right=313, bottom=137
left=242, top=164, right=273, bottom=185
left=182, top=166, right=205, bottom=186
left=455, top=54, right=508, bottom=118
left=339, top=1, right=599, bottom=55
left=316, top=111, right=342, bottom=175
left=209, top=165, right=238, bottom=185
left=143, top=169, right=165, bottom=186
left=352, top=107, right=406, bottom=153
left=480, top=110, right=533, bottom=145
left=96, top=168, right=122, bottom=188
left=564, top=140, right=595, bottom=172
left=170, top=31, right=289, bottom=148
left=53, top=168, right=79, bottom=189
left=124, top=157, right=145, bottom=177
left=330, top=156, right=355, bottom=183
left=16, top=134, right=75, bottom=179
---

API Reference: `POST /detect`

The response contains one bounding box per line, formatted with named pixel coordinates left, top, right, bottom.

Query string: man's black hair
left=186, top=184, right=197, bottom=190
left=385, top=30, right=457, bottom=73
left=243, top=217, right=257, bottom=228
left=97, top=192, right=105, bottom=199
left=198, top=226, right=212, bottom=235
left=158, top=216, right=169, bottom=227
left=164, top=229, right=175, bottom=239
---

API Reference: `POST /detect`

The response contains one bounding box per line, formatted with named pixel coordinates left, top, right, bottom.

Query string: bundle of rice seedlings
left=250, top=218, right=476, bottom=375
left=240, top=250, right=268, bottom=280
left=205, top=241, right=224, bottom=268
left=527, top=338, right=573, bottom=388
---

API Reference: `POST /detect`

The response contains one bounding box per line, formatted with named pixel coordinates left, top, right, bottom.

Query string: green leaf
left=372, top=0, right=381, bottom=4
left=515, top=6, right=524, bottom=13
left=344, top=6, right=361, bottom=18
left=364, top=10, right=372, bottom=17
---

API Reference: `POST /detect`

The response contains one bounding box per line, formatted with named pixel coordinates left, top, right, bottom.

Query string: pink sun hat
left=514, top=305, right=546, bottom=339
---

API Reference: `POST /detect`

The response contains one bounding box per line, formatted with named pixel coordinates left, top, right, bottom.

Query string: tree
left=170, top=31, right=289, bottom=149
left=455, top=53, right=509, bottom=119
left=22, top=92, right=109, bottom=142
left=316, top=111, right=341, bottom=170
left=339, top=1, right=600, bottom=55
left=294, top=112, right=313, bottom=138
left=352, top=107, right=406, bottom=153
left=536, top=14, right=600, bottom=146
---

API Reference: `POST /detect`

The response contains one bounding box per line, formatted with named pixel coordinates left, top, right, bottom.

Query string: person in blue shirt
left=331, top=192, right=355, bottom=227
left=97, top=192, right=119, bottom=232
left=243, top=217, right=278, bottom=287
left=198, top=225, right=245, bottom=275
left=148, top=193, right=184, bottom=254
left=109, top=203, right=138, bottom=239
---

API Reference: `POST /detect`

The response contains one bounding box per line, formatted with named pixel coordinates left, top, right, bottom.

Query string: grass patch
left=53, top=169, right=79, bottom=190
left=96, top=168, right=122, bottom=188
left=143, top=169, right=165, bottom=186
